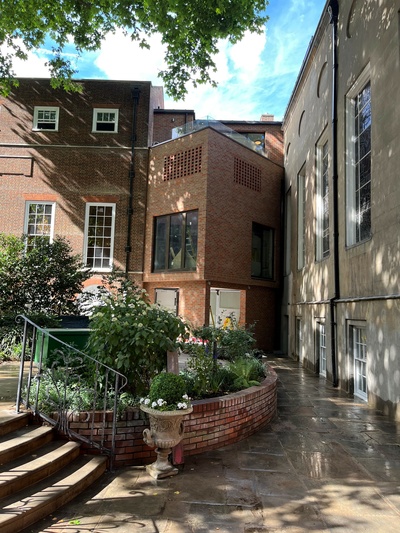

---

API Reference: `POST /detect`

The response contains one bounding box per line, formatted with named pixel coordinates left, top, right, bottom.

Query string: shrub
left=145, top=372, right=189, bottom=410
left=188, top=316, right=256, bottom=361
left=0, top=234, right=90, bottom=317
left=87, top=282, right=188, bottom=396
left=226, top=356, right=266, bottom=389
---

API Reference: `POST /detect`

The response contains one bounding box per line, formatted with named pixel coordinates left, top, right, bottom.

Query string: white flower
left=144, top=398, right=150, bottom=405
left=140, top=398, right=144, bottom=404
left=178, top=402, right=188, bottom=409
left=157, top=398, right=166, bottom=406
left=151, top=401, right=158, bottom=408
left=182, top=394, right=189, bottom=400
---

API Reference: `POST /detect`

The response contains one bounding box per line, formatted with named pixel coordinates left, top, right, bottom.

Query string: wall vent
left=234, top=158, right=261, bottom=192
left=163, top=146, right=202, bottom=181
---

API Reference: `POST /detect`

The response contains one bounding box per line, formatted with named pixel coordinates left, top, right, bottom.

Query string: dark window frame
left=251, top=222, right=274, bottom=280
left=152, top=210, right=198, bottom=272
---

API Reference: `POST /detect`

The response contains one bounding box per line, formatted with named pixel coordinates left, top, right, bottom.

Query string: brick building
left=145, top=120, right=283, bottom=350
left=0, top=79, right=284, bottom=351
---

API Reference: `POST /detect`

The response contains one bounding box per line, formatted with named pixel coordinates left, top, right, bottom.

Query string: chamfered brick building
left=0, top=78, right=284, bottom=351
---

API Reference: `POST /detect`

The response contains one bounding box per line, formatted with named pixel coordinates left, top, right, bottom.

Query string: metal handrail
left=15, top=315, right=128, bottom=470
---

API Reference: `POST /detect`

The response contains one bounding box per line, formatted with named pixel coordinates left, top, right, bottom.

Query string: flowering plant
left=140, top=372, right=191, bottom=411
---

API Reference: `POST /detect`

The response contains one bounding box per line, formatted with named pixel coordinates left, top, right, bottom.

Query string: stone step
left=0, top=425, right=54, bottom=464
left=0, top=454, right=107, bottom=533
left=0, top=411, right=30, bottom=437
left=0, top=440, right=81, bottom=499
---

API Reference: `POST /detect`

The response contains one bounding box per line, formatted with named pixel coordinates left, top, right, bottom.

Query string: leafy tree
left=0, top=0, right=269, bottom=99
left=0, top=234, right=90, bottom=316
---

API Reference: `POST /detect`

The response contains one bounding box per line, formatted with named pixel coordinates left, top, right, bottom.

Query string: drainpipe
left=328, top=0, right=339, bottom=387
left=125, top=87, right=141, bottom=276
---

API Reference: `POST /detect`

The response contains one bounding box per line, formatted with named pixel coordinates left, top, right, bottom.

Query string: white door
left=155, top=288, right=179, bottom=315
left=209, top=289, right=240, bottom=327
left=353, top=326, right=367, bottom=400
left=319, top=323, right=326, bottom=377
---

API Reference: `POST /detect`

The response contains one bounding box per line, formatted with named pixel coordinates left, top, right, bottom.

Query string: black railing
left=16, top=315, right=128, bottom=470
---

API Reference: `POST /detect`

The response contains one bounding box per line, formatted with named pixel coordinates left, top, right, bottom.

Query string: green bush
left=226, top=356, right=265, bottom=389
left=147, top=372, right=188, bottom=410
left=87, top=282, right=188, bottom=396
left=188, top=317, right=256, bottom=361
left=0, top=234, right=90, bottom=317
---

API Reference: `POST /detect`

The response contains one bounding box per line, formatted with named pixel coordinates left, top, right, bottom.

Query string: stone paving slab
left=7, top=356, right=400, bottom=532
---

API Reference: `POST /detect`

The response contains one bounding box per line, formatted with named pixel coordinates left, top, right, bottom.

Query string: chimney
left=260, top=113, right=274, bottom=122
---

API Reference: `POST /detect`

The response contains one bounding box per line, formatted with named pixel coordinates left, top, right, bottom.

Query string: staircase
left=0, top=409, right=107, bottom=533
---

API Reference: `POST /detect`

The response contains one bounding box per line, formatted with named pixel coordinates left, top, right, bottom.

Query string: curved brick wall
left=75, top=366, right=277, bottom=468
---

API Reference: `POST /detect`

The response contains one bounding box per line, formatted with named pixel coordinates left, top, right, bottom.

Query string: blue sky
left=11, top=0, right=326, bottom=121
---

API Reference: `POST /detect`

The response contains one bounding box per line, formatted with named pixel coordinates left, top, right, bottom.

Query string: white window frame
left=24, top=201, right=56, bottom=248
left=92, top=108, right=119, bottom=133
left=316, top=320, right=327, bottom=377
left=297, top=165, right=306, bottom=270
left=346, top=64, right=371, bottom=246
left=84, top=203, right=116, bottom=271
left=348, top=322, right=368, bottom=401
left=33, top=106, right=60, bottom=131
left=315, top=129, right=330, bottom=261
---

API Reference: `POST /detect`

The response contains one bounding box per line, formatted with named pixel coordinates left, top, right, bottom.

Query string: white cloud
left=93, top=31, right=166, bottom=85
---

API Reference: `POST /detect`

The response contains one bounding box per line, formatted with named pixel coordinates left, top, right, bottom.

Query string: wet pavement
left=3, top=356, right=400, bottom=532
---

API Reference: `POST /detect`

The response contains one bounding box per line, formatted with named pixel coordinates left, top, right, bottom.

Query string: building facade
left=282, top=0, right=400, bottom=420
left=0, top=78, right=163, bottom=287
left=0, top=79, right=283, bottom=351
left=144, top=121, right=283, bottom=351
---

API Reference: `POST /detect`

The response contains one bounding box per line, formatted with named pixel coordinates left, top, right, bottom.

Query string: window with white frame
left=316, top=132, right=330, bottom=260
left=346, top=64, right=371, bottom=246
left=24, top=202, right=55, bottom=249
left=350, top=324, right=367, bottom=400
left=92, top=108, right=119, bottom=132
left=317, top=321, right=327, bottom=377
left=33, top=107, right=59, bottom=131
left=84, top=203, right=115, bottom=270
left=297, top=165, right=306, bottom=270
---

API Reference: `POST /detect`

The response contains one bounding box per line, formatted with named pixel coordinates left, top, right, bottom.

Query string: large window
left=297, top=166, right=306, bottom=270
left=84, top=203, right=115, bottom=270
left=316, top=135, right=329, bottom=260
left=33, top=107, right=59, bottom=131
left=92, top=108, right=119, bottom=132
left=153, top=210, right=198, bottom=271
left=251, top=223, right=274, bottom=279
left=24, top=202, right=55, bottom=249
left=346, top=65, right=371, bottom=246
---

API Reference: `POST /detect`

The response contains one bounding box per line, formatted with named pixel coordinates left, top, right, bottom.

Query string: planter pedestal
left=140, top=405, right=193, bottom=479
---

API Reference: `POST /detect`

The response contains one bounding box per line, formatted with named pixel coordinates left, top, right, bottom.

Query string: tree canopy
left=0, top=0, right=269, bottom=99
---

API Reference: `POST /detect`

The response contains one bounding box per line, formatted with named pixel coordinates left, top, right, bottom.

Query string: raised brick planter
left=74, top=365, right=277, bottom=468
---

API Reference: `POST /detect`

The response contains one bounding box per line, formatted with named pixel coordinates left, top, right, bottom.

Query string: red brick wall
left=143, top=127, right=283, bottom=350
left=73, top=366, right=277, bottom=467
left=0, top=79, right=152, bottom=278
left=153, top=110, right=196, bottom=144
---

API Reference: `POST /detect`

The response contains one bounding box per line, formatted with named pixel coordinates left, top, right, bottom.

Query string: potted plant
left=140, top=372, right=192, bottom=479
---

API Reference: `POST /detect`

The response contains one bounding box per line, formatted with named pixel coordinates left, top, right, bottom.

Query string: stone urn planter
left=140, top=404, right=193, bottom=479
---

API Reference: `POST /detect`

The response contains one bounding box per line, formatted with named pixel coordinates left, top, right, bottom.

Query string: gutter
left=328, top=0, right=339, bottom=387
left=125, top=86, right=141, bottom=275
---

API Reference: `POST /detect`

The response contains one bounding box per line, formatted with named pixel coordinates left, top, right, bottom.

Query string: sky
left=10, top=0, right=326, bottom=122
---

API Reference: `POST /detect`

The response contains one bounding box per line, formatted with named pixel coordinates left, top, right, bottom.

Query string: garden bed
left=72, top=365, right=277, bottom=468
